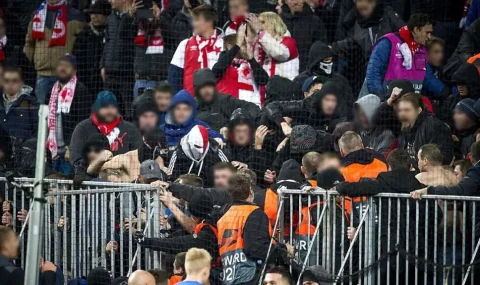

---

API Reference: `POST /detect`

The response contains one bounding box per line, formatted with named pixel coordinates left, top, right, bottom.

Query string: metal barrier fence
left=1, top=178, right=164, bottom=281
left=275, top=189, right=480, bottom=285
left=3, top=178, right=480, bottom=284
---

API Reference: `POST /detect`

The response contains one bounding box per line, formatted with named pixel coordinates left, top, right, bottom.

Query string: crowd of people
left=0, top=0, right=480, bottom=284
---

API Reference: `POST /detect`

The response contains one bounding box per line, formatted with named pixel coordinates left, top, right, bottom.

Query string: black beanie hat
left=188, top=193, right=213, bottom=220
left=135, top=99, right=159, bottom=119
left=87, top=267, right=111, bottom=285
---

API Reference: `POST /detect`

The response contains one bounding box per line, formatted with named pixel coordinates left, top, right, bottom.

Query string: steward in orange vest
left=217, top=174, right=290, bottom=285
left=294, top=168, right=349, bottom=268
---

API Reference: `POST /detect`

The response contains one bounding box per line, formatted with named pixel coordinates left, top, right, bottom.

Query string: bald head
left=338, top=131, right=363, bottom=157
left=128, top=270, right=156, bottom=285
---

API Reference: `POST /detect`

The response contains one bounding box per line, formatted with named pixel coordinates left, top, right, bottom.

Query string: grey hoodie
left=354, top=94, right=394, bottom=156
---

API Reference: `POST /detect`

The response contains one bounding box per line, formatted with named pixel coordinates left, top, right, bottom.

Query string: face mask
left=319, top=62, right=333, bottom=75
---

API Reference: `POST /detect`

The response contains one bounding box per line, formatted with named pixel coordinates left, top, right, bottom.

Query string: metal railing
left=275, top=189, right=480, bottom=285
left=1, top=178, right=164, bottom=281
left=3, top=178, right=480, bottom=284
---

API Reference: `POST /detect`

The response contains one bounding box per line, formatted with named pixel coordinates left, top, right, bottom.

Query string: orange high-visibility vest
left=217, top=204, right=259, bottom=285
left=169, top=275, right=183, bottom=285
left=264, top=188, right=278, bottom=228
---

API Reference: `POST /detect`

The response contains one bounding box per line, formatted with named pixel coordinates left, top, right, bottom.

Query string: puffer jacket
left=0, top=86, right=38, bottom=142
left=24, top=4, right=85, bottom=76
left=100, top=11, right=137, bottom=74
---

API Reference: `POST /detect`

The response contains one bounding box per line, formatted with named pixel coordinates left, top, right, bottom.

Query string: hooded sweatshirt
left=354, top=94, right=395, bottom=155
left=168, top=125, right=229, bottom=186
left=440, top=63, right=480, bottom=124
left=293, top=42, right=354, bottom=110
left=160, top=90, right=223, bottom=147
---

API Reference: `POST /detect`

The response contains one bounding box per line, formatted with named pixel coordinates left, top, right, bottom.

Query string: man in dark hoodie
left=397, top=93, right=454, bottom=165
left=0, top=66, right=37, bottom=143
left=160, top=89, right=223, bottom=148
left=293, top=42, right=353, bottom=109
left=69, top=91, right=143, bottom=166
left=265, top=81, right=348, bottom=135
left=353, top=94, right=395, bottom=156
left=223, top=108, right=256, bottom=168
left=280, top=0, right=327, bottom=71
left=194, top=68, right=260, bottom=132
left=452, top=99, right=480, bottom=158
left=168, top=125, right=229, bottom=187
left=440, top=62, right=480, bottom=125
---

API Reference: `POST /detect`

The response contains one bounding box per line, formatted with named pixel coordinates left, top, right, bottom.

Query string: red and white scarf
left=399, top=26, right=419, bottom=54
left=32, top=0, right=68, bottom=47
left=233, top=58, right=254, bottom=91
left=229, top=15, right=246, bottom=31
left=91, top=112, right=122, bottom=144
left=134, top=25, right=164, bottom=54
left=195, top=29, right=220, bottom=68
left=46, top=76, right=77, bottom=157
left=0, top=36, right=6, bottom=61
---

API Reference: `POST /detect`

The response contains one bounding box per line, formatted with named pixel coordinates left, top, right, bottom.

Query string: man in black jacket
left=280, top=1, right=327, bottom=71
left=73, top=0, right=110, bottom=95
left=194, top=68, right=260, bottom=132
left=452, top=99, right=480, bottom=158
left=100, top=0, right=137, bottom=116
left=397, top=93, right=454, bottom=165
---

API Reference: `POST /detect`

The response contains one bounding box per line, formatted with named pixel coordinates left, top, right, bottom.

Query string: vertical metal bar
left=136, top=192, right=142, bottom=269
left=350, top=198, right=354, bottom=285
left=406, top=199, right=410, bottom=282
left=120, top=191, right=124, bottom=276
left=72, top=193, right=77, bottom=277
left=332, top=194, right=337, bottom=275
left=326, top=194, right=331, bottom=272
left=340, top=197, right=345, bottom=285
left=110, top=192, right=115, bottom=277
left=62, top=194, right=67, bottom=280
left=462, top=201, right=466, bottom=281
left=359, top=199, right=363, bottom=284
left=453, top=201, right=458, bottom=283
left=145, top=190, right=151, bottom=270
left=53, top=184, right=60, bottom=265
left=128, top=191, right=133, bottom=271
left=80, top=193, right=86, bottom=277
left=378, top=198, right=382, bottom=284
left=472, top=202, right=476, bottom=285
left=44, top=201, right=50, bottom=262
left=21, top=190, right=25, bottom=268
left=153, top=190, right=160, bottom=269
left=101, top=193, right=106, bottom=267
left=434, top=200, right=438, bottom=284
left=23, top=105, right=48, bottom=285
left=424, top=200, right=429, bottom=285
left=396, top=198, right=400, bottom=285
left=443, top=200, right=448, bottom=283
left=415, top=200, right=419, bottom=285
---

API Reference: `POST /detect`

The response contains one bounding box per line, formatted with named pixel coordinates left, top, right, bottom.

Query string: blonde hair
left=185, top=248, right=212, bottom=275
left=259, top=12, right=287, bottom=38
left=339, top=131, right=363, bottom=155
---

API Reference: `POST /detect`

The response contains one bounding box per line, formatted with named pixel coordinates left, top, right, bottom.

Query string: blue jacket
left=366, top=38, right=447, bottom=100
left=0, top=86, right=38, bottom=141
left=467, top=0, right=480, bottom=27
left=160, top=90, right=222, bottom=146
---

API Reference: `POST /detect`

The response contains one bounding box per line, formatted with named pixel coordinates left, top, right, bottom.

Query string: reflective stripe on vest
left=217, top=204, right=258, bottom=285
